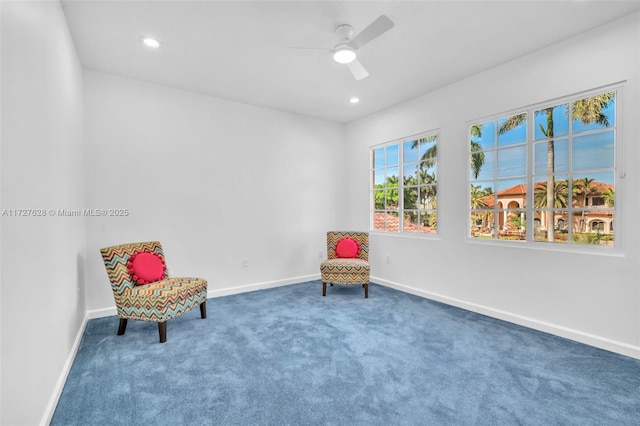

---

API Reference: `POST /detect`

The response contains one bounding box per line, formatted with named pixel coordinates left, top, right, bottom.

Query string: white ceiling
left=61, top=0, right=640, bottom=123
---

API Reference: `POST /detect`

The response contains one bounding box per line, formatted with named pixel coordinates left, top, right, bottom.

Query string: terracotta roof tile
left=373, top=212, right=433, bottom=233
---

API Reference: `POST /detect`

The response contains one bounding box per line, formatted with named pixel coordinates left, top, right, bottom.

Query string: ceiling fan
left=294, top=15, right=394, bottom=80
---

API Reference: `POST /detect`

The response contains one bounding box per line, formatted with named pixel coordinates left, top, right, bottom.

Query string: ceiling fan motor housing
left=335, top=24, right=355, bottom=41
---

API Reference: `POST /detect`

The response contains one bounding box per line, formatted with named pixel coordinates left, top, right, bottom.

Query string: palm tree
left=408, top=137, right=438, bottom=226
left=533, top=180, right=569, bottom=208
left=418, top=169, right=436, bottom=209
left=410, top=135, right=437, bottom=170
left=470, top=124, right=485, bottom=179
left=532, top=180, right=568, bottom=239
left=574, top=177, right=595, bottom=233
left=470, top=184, right=494, bottom=233
left=470, top=184, right=490, bottom=210
left=573, top=93, right=615, bottom=127
left=603, top=187, right=615, bottom=207
left=403, top=174, right=417, bottom=186
left=569, top=92, right=614, bottom=237
left=385, top=175, right=399, bottom=208
left=497, top=93, right=614, bottom=242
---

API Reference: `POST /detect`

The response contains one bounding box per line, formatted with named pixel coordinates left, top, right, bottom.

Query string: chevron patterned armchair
left=100, top=241, right=208, bottom=343
left=320, top=231, right=370, bottom=298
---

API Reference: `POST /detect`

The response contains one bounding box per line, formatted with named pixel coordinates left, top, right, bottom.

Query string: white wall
left=0, top=1, right=86, bottom=425
left=83, top=71, right=346, bottom=313
left=345, top=13, right=640, bottom=357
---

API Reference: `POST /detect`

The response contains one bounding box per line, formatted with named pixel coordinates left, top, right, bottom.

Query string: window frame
left=370, top=130, right=439, bottom=237
left=466, top=85, right=622, bottom=254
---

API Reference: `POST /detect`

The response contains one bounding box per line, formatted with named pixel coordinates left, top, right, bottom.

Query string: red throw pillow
left=127, top=252, right=166, bottom=285
left=335, top=237, right=359, bottom=258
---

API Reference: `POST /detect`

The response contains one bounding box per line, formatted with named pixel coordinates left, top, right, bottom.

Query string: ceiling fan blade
left=287, top=46, right=332, bottom=52
left=348, top=15, right=394, bottom=50
left=347, top=58, right=369, bottom=80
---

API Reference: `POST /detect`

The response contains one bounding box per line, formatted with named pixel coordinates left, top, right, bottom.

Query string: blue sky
left=374, top=95, right=616, bottom=189
left=373, top=139, right=437, bottom=186
left=471, top=95, right=616, bottom=187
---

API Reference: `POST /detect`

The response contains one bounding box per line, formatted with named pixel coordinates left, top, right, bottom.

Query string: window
left=469, top=88, right=617, bottom=248
left=371, top=132, right=438, bottom=234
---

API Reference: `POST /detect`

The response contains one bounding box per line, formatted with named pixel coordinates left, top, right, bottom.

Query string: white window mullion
left=527, top=110, right=534, bottom=242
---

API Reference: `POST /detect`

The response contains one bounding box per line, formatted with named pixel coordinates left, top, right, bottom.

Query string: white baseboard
left=85, top=274, right=321, bottom=320
left=88, top=306, right=117, bottom=319
left=373, top=276, right=640, bottom=360
left=206, top=274, right=320, bottom=298
left=41, top=311, right=89, bottom=426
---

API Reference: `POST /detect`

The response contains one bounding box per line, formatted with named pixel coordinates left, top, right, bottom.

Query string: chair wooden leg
left=364, top=283, right=369, bottom=298
left=117, top=318, right=128, bottom=335
left=200, top=301, right=207, bottom=319
left=158, top=322, right=167, bottom=343
left=322, top=282, right=327, bottom=296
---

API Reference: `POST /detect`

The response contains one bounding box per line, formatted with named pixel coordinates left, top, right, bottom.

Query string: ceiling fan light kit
left=333, top=44, right=356, bottom=64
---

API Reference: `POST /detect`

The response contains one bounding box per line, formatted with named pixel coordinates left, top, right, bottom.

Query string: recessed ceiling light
left=140, top=37, right=161, bottom=49
left=350, top=97, right=360, bottom=104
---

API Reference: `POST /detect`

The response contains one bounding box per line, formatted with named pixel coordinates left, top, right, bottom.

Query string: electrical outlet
left=318, top=250, right=324, bottom=259
left=386, top=255, right=391, bottom=264
left=242, top=258, right=249, bottom=268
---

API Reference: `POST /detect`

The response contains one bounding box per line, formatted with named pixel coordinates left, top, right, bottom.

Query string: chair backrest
left=327, top=231, right=369, bottom=261
left=100, top=241, right=166, bottom=294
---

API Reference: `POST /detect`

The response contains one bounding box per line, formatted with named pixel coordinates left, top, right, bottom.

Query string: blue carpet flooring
left=51, top=281, right=640, bottom=425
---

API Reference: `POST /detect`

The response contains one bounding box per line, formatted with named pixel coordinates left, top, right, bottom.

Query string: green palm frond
left=572, top=92, right=615, bottom=126
left=533, top=181, right=569, bottom=208
left=470, top=140, right=485, bottom=179
left=498, top=113, right=526, bottom=134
